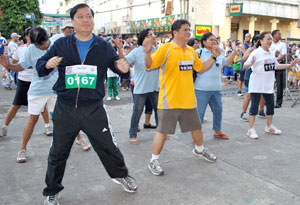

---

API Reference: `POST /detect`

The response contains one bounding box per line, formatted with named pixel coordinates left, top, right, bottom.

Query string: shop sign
left=195, top=25, right=212, bottom=40
left=229, top=3, right=243, bottom=16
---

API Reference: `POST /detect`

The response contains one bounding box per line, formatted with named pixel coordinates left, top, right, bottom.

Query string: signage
left=195, top=25, right=212, bottom=40
left=24, top=13, right=34, bottom=20
left=229, top=3, right=243, bottom=16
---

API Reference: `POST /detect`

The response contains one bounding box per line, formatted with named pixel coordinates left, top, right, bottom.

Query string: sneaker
left=44, top=126, right=53, bottom=136
left=193, top=148, right=217, bottom=162
left=222, top=82, right=227, bottom=86
left=237, top=90, right=243, bottom=97
left=75, top=138, right=91, bottom=151
left=44, top=194, right=59, bottom=205
left=148, top=159, right=164, bottom=176
left=258, top=110, right=266, bottom=118
left=240, top=113, right=249, bottom=122
left=247, top=128, right=259, bottom=139
left=264, top=124, right=282, bottom=135
left=0, top=126, right=7, bottom=137
left=121, top=87, right=126, bottom=91
left=114, top=96, right=121, bottom=100
left=234, top=81, right=238, bottom=85
left=107, top=97, right=112, bottom=101
left=17, top=150, right=27, bottom=163
left=111, top=175, right=138, bottom=193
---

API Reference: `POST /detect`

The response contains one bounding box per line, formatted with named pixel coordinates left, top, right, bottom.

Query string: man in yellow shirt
left=144, top=20, right=221, bottom=176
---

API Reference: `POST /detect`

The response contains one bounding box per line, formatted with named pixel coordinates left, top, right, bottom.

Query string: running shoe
left=258, top=110, right=266, bottom=118
left=148, top=159, right=164, bottom=176
left=193, top=148, right=217, bottom=162
left=115, top=96, right=121, bottom=100
left=75, top=137, right=91, bottom=151
left=44, top=194, right=59, bottom=205
left=237, top=90, right=243, bottom=97
left=107, top=97, right=112, bottom=101
left=111, top=175, right=138, bottom=193
left=247, top=128, right=259, bottom=139
left=265, top=124, right=282, bottom=135
left=240, top=113, right=249, bottom=122
left=0, top=126, right=7, bottom=137
left=17, top=150, right=27, bottom=163
left=44, top=126, right=53, bottom=136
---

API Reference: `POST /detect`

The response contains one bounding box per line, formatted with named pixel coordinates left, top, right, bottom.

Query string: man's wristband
left=211, top=56, right=217, bottom=61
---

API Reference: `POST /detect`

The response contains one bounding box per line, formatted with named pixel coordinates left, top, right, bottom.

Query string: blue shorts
left=224, top=67, right=234, bottom=77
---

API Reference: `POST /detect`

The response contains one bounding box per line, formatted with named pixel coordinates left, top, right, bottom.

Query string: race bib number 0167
left=65, top=65, right=97, bottom=89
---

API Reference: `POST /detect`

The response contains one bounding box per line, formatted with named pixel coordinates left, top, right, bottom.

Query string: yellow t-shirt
left=146, top=41, right=203, bottom=109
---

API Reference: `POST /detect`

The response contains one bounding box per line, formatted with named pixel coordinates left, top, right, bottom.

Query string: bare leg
left=41, top=105, right=49, bottom=124
left=144, top=114, right=151, bottom=125
left=21, top=115, right=39, bottom=150
left=191, top=130, right=203, bottom=146
left=4, top=105, right=21, bottom=126
left=152, top=132, right=167, bottom=155
left=242, top=92, right=251, bottom=113
left=249, top=115, right=256, bottom=129
left=266, top=115, right=272, bottom=127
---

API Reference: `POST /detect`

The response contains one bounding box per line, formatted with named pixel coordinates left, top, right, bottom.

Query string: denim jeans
left=195, top=90, right=222, bottom=131
left=129, top=91, right=158, bottom=138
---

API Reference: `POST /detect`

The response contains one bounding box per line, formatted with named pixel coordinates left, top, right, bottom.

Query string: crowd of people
left=0, top=2, right=299, bottom=205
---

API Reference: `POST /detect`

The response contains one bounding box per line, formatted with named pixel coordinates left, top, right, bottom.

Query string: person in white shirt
left=270, top=30, right=287, bottom=108
left=7, top=32, right=21, bottom=86
left=244, top=32, right=299, bottom=139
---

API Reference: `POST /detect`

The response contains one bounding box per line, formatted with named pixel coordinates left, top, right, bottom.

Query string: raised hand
left=290, top=58, right=300, bottom=67
left=211, top=45, right=221, bottom=57
left=114, top=37, right=123, bottom=50
left=45, top=56, right=63, bottom=69
left=115, top=58, right=129, bottom=73
left=0, top=55, right=10, bottom=67
left=142, top=37, right=153, bottom=53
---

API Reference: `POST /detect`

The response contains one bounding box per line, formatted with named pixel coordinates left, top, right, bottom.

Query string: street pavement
left=0, top=83, right=300, bottom=205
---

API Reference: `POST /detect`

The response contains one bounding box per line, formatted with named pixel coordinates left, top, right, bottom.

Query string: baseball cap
left=61, top=20, right=73, bottom=30
left=11, top=33, right=21, bottom=38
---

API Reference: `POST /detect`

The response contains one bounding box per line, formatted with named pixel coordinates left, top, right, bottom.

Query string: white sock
left=195, top=144, right=204, bottom=153
left=151, top=154, right=159, bottom=162
left=3, top=125, right=8, bottom=128
left=44, top=123, right=50, bottom=128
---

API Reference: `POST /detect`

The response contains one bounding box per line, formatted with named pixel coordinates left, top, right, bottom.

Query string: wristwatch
left=211, top=56, right=217, bottom=61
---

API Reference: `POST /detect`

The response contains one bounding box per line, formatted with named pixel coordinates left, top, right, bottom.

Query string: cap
left=61, top=20, right=73, bottom=30
left=132, top=37, right=137, bottom=41
left=11, top=33, right=21, bottom=38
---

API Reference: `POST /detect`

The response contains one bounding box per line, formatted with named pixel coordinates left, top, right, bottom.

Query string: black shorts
left=12, top=79, right=30, bottom=106
left=240, top=70, right=245, bottom=82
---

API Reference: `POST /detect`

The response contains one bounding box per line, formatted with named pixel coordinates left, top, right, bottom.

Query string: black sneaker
left=111, top=175, right=138, bottom=193
left=237, top=90, right=243, bottom=97
left=258, top=110, right=266, bottom=118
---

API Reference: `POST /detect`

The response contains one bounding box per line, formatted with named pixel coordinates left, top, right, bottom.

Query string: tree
left=0, top=0, right=42, bottom=38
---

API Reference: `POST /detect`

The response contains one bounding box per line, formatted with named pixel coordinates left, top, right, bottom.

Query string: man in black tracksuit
left=36, top=4, right=137, bottom=204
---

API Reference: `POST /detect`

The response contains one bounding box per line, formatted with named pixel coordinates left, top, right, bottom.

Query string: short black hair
left=259, top=31, right=271, bottom=41
left=30, top=27, right=48, bottom=45
left=200, top=32, right=215, bottom=48
left=24, top=27, right=32, bottom=36
left=187, top=38, right=196, bottom=47
left=137, top=29, right=151, bottom=46
left=70, top=3, right=94, bottom=19
left=271, top=29, right=280, bottom=37
left=171, top=19, right=190, bottom=38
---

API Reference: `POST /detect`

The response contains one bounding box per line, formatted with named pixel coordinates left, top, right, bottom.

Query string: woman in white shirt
left=244, top=32, right=299, bottom=139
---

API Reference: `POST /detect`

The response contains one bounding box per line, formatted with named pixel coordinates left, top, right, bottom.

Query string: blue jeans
left=195, top=90, right=222, bottom=131
left=129, top=92, right=158, bottom=138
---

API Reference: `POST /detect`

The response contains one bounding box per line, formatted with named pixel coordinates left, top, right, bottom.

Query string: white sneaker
left=75, top=137, right=91, bottom=151
left=44, top=194, right=59, bottom=205
left=115, top=96, right=121, bottom=101
left=265, top=124, right=282, bottom=135
left=107, top=97, right=112, bottom=101
left=17, top=150, right=27, bottom=163
left=247, top=128, right=259, bottom=139
left=44, top=126, right=53, bottom=136
left=0, top=126, right=7, bottom=137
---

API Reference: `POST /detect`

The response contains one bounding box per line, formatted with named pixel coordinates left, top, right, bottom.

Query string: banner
left=195, top=25, right=212, bottom=40
left=229, top=3, right=243, bottom=16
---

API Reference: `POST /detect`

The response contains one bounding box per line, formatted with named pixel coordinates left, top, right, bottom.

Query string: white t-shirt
left=270, top=41, right=287, bottom=61
left=8, top=41, right=18, bottom=57
left=107, top=68, right=118, bottom=78
left=12, top=44, right=34, bottom=82
left=245, top=47, right=279, bottom=94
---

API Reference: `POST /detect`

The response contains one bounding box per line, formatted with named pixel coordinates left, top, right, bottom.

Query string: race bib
left=65, top=65, right=97, bottom=89
left=179, top=61, right=193, bottom=71
left=264, top=59, right=276, bottom=72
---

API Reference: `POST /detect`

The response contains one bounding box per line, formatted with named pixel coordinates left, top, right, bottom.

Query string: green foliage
left=0, top=0, right=42, bottom=38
